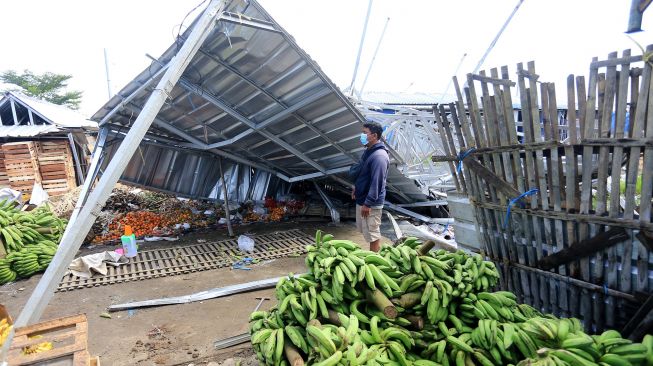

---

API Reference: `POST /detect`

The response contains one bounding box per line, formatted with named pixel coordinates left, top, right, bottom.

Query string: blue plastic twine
left=503, top=188, right=539, bottom=229
left=456, top=148, right=476, bottom=173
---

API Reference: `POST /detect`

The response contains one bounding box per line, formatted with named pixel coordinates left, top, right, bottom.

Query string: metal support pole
left=67, top=133, right=85, bottom=186
left=12, top=0, right=225, bottom=329
left=384, top=201, right=453, bottom=224
left=348, top=0, right=374, bottom=96
left=313, top=181, right=340, bottom=223
left=68, top=128, right=106, bottom=224
left=218, top=157, right=234, bottom=237
left=10, top=99, right=18, bottom=125
left=358, top=17, right=390, bottom=98
left=470, top=0, right=524, bottom=76
left=104, top=48, right=113, bottom=98
left=439, top=53, right=467, bottom=104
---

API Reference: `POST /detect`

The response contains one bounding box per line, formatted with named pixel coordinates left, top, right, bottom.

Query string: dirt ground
left=1, top=219, right=393, bottom=365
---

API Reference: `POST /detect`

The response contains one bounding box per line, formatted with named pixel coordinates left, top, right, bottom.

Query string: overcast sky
left=0, top=0, right=650, bottom=117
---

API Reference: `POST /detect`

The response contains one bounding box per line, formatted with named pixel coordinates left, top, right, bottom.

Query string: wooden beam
left=635, top=230, right=653, bottom=251
left=538, top=227, right=629, bottom=270
left=622, top=293, right=653, bottom=339
left=464, top=157, right=522, bottom=199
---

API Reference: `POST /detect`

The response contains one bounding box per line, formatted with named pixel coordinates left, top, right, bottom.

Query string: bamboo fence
left=433, top=46, right=653, bottom=335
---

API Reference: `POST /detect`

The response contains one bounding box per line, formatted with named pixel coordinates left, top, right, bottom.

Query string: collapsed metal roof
left=91, top=0, right=431, bottom=203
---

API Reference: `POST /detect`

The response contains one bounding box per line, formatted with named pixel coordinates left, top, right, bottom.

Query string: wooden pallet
left=2, top=142, right=41, bottom=193
left=35, top=141, right=77, bottom=195
left=7, top=314, right=94, bottom=366
left=0, top=140, right=78, bottom=195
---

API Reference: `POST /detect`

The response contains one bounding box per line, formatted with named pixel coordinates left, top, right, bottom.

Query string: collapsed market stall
left=12, top=0, right=449, bottom=330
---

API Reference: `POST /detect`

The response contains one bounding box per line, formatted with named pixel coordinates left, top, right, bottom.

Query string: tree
left=0, top=69, right=83, bottom=110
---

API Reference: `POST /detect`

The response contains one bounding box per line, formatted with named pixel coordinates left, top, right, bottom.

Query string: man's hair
left=363, top=122, right=384, bottom=140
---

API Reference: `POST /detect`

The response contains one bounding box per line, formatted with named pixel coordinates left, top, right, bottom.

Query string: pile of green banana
left=249, top=232, right=653, bottom=366
left=0, top=199, right=65, bottom=284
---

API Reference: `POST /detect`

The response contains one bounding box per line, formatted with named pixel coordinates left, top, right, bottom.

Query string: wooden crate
left=7, top=314, right=94, bottom=366
left=1, top=142, right=41, bottom=193
left=36, top=141, right=77, bottom=196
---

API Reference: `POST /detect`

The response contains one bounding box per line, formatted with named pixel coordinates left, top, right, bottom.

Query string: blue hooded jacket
left=354, top=142, right=389, bottom=207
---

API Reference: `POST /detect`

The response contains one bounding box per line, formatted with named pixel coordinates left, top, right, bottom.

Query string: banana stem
left=404, top=314, right=424, bottom=330
left=417, top=238, right=457, bottom=255
left=325, top=309, right=342, bottom=326
left=283, top=338, right=305, bottom=366
left=392, top=292, right=422, bottom=309
left=365, top=288, right=397, bottom=319
left=417, top=240, right=436, bottom=255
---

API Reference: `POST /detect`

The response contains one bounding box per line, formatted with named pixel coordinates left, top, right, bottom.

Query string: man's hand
left=351, top=187, right=356, bottom=200
left=360, top=205, right=370, bottom=218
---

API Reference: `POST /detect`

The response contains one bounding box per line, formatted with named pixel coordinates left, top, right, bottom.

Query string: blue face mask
left=360, top=133, right=368, bottom=145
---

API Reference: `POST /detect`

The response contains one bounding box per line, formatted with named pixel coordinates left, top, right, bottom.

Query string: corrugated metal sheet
left=91, top=0, right=431, bottom=203
left=101, top=135, right=282, bottom=201
left=0, top=125, right=61, bottom=137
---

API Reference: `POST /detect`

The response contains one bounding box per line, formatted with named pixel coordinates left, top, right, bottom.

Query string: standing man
left=352, top=122, right=389, bottom=252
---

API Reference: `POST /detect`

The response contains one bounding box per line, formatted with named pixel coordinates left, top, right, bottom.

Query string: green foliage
left=0, top=69, right=82, bottom=110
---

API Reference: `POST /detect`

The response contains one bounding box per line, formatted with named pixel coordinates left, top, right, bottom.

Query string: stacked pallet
left=0, top=149, right=9, bottom=188
left=36, top=141, right=77, bottom=196
left=1, top=142, right=41, bottom=193
left=0, top=141, right=77, bottom=196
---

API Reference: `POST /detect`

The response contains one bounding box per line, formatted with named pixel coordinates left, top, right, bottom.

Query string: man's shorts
left=356, top=204, right=383, bottom=243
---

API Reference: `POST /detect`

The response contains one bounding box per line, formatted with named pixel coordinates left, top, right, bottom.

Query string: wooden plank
left=516, top=63, right=542, bottom=294
left=434, top=106, right=461, bottom=192
left=538, top=227, right=629, bottom=270
left=623, top=45, right=652, bottom=296
left=452, top=78, right=498, bottom=267
left=621, top=293, right=653, bottom=338
left=461, top=80, right=503, bottom=263
left=606, top=50, right=632, bottom=328
left=525, top=64, right=552, bottom=288
left=523, top=66, right=545, bottom=310
left=544, top=82, right=566, bottom=317
left=471, top=199, right=653, bottom=230
left=579, top=58, right=599, bottom=313
left=463, top=157, right=521, bottom=199
left=448, top=104, right=468, bottom=194
left=499, top=66, right=530, bottom=266
left=635, top=45, right=653, bottom=294
left=477, top=70, right=512, bottom=261
left=464, top=82, right=506, bottom=264
left=565, top=76, right=581, bottom=318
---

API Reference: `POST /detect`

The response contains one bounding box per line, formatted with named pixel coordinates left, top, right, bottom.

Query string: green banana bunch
left=251, top=231, right=653, bottom=366
left=0, top=257, right=17, bottom=284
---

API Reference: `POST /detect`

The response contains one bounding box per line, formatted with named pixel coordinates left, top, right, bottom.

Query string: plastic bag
left=0, top=188, right=21, bottom=204
left=29, top=183, right=50, bottom=206
left=238, top=235, right=255, bottom=253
